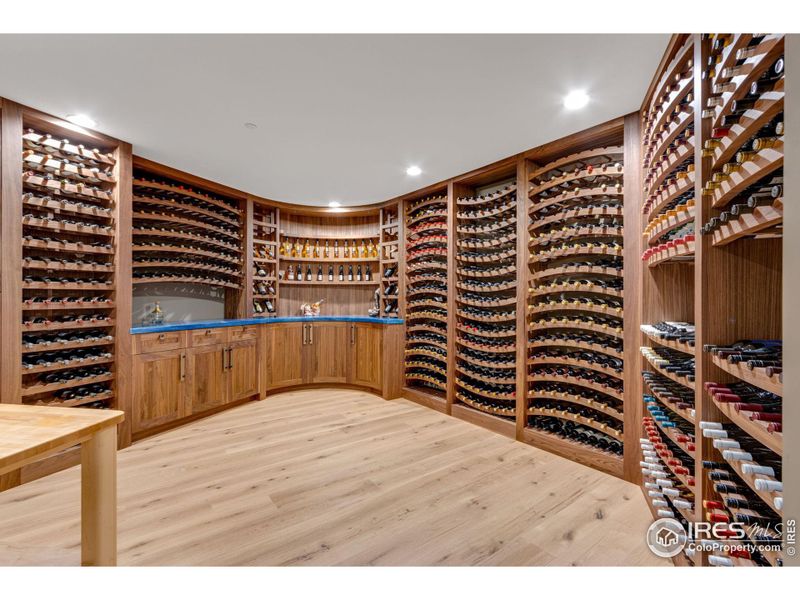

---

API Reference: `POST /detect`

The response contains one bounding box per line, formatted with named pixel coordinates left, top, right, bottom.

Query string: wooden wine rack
left=251, top=202, right=278, bottom=316
left=380, top=204, right=400, bottom=317
left=403, top=192, right=448, bottom=399
left=526, top=142, right=626, bottom=474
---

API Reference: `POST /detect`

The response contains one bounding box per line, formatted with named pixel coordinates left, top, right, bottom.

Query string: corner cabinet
left=348, top=323, right=383, bottom=390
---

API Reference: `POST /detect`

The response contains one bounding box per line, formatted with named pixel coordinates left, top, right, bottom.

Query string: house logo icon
left=646, top=518, right=687, bottom=558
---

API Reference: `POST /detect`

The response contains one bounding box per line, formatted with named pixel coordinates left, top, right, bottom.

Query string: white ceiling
left=0, top=34, right=668, bottom=206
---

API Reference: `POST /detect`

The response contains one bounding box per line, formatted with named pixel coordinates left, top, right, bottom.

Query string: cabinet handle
left=228, top=347, right=233, bottom=370
left=309, top=324, right=313, bottom=345
left=179, top=352, right=186, bottom=381
left=158, top=333, right=166, bottom=341
left=350, top=324, right=355, bottom=345
left=302, top=324, right=307, bottom=345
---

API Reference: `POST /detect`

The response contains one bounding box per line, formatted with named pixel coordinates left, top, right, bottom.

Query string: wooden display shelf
left=132, top=244, right=240, bottom=265
left=709, top=394, right=782, bottom=455
left=278, top=280, right=377, bottom=286
left=455, top=309, right=515, bottom=324
left=640, top=328, right=696, bottom=356
left=527, top=375, right=623, bottom=402
left=642, top=37, right=693, bottom=128
left=709, top=353, right=782, bottom=396
left=456, top=250, right=516, bottom=264
left=254, top=239, right=277, bottom=246
left=708, top=35, right=784, bottom=132
left=646, top=238, right=695, bottom=268
left=281, top=232, right=379, bottom=242
left=528, top=146, right=623, bottom=183
left=23, top=259, right=114, bottom=273
left=456, top=295, right=516, bottom=308
left=645, top=204, right=695, bottom=246
left=22, top=216, right=113, bottom=237
left=642, top=76, right=693, bottom=163
left=279, top=255, right=379, bottom=264
left=528, top=282, right=623, bottom=299
left=455, top=394, right=516, bottom=418
left=252, top=275, right=276, bottom=282
left=455, top=364, right=516, bottom=385
left=643, top=381, right=696, bottom=425
left=711, top=202, right=783, bottom=247
left=132, top=228, right=241, bottom=253
left=641, top=350, right=694, bottom=390
left=531, top=266, right=623, bottom=281
left=406, top=287, right=447, bottom=297
left=23, top=130, right=116, bottom=166
left=455, top=186, right=516, bottom=206
left=133, top=212, right=240, bottom=241
left=402, top=386, right=447, bottom=413
left=133, top=276, right=240, bottom=289
left=23, top=153, right=116, bottom=184
left=21, top=372, right=114, bottom=397
left=528, top=301, right=622, bottom=319
left=23, top=195, right=113, bottom=219
left=710, top=81, right=784, bottom=171
left=407, top=250, right=448, bottom=262
left=404, top=347, right=448, bottom=361
left=253, top=257, right=277, bottom=264
left=133, top=260, right=238, bottom=276
left=644, top=109, right=693, bottom=177
left=405, top=311, right=447, bottom=322
left=529, top=186, right=622, bottom=217
left=456, top=337, right=515, bottom=354
left=406, top=337, right=447, bottom=351
left=532, top=317, right=623, bottom=339
left=22, top=301, right=113, bottom=311
left=530, top=225, right=623, bottom=247
left=406, top=324, right=447, bottom=336
left=709, top=141, right=783, bottom=209
left=404, top=361, right=447, bottom=377
left=31, top=390, right=115, bottom=409
left=455, top=266, right=516, bottom=278
left=132, top=178, right=241, bottom=216
left=529, top=206, right=623, bottom=232
left=451, top=402, right=516, bottom=438
left=521, top=427, right=623, bottom=479
left=407, top=224, right=448, bottom=239
left=528, top=390, right=623, bottom=421
left=22, top=338, right=114, bottom=354
left=527, top=356, right=622, bottom=380
left=408, top=262, right=448, bottom=274
left=457, top=201, right=517, bottom=220
left=528, top=407, right=622, bottom=441
left=22, top=319, right=115, bottom=334
left=642, top=433, right=694, bottom=490
left=456, top=280, right=516, bottom=292
left=407, top=300, right=447, bottom=311
left=23, top=174, right=112, bottom=202
left=406, top=196, right=448, bottom=213
left=457, top=233, right=516, bottom=249
left=404, top=374, right=446, bottom=391
left=719, top=452, right=783, bottom=515
left=134, top=195, right=241, bottom=227
left=456, top=217, right=517, bottom=235
left=644, top=171, right=695, bottom=223
left=530, top=244, right=623, bottom=263
left=455, top=351, right=515, bottom=370
left=644, top=137, right=694, bottom=201
left=252, top=219, right=277, bottom=229
left=645, top=412, right=695, bottom=463
left=23, top=282, right=114, bottom=291
left=709, top=34, right=755, bottom=93
left=22, top=356, right=114, bottom=376
left=528, top=338, right=623, bottom=360
left=528, top=165, right=623, bottom=196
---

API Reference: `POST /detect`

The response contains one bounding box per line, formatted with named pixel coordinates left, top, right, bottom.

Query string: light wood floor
left=0, top=390, right=668, bottom=566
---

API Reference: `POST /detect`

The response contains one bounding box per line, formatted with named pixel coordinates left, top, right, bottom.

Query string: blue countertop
left=131, top=316, right=404, bottom=334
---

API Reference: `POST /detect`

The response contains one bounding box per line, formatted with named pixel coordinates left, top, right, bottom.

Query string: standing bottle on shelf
left=324, top=240, right=330, bottom=258
left=317, top=266, right=323, bottom=281
left=313, top=240, right=320, bottom=258
left=344, top=241, right=350, bottom=259
left=334, top=240, right=340, bottom=258
left=338, top=265, right=344, bottom=281
left=306, top=265, right=313, bottom=281
left=356, top=265, right=363, bottom=281
left=328, top=265, right=334, bottom=281
left=365, top=265, right=372, bottom=281
left=347, top=265, right=354, bottom=281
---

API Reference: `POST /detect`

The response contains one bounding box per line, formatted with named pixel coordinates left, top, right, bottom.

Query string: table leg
left=81, top=425, right=117, bottom=566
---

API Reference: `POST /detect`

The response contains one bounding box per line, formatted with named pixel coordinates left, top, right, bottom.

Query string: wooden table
left=0, top=404, right=124, bottom=566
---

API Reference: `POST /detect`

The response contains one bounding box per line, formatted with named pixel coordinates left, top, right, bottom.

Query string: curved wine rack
left=454, top=183, right=517, bottom=419
left=132, top=174, right=244, bottom=291
left=526, top=144, right=625, bottom=460
left=404, top=194, right=448, bottom=397
left=20, top=124, right=119, bottom=410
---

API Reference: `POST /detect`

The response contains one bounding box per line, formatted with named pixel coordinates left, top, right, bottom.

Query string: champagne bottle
left=348, top=265, right=354, bottom=281
left=338, top=265, right=344, bottom=281
left=317, top=266, right=323, bottom=281
left=356, top=265, right=363, bottom=281
left=306, top=265, right=313, bottom=281
left=328, top=265, right=334, bottom=281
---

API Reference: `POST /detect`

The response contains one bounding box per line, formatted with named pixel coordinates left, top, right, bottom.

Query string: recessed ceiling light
left=328, top=201, right=342, bottom=208
left=65, top=114, right=96, bottom=128
left=563, top=90, right=590, bottom=110
left=244, top=122, right=258, bottom=130
left=406, top=166, right=422, bottom=176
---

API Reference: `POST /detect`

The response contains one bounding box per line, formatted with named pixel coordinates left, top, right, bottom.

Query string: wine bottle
left=347, top=265, right=354, bottom=281
left=338, top=265, right=344, bottom=281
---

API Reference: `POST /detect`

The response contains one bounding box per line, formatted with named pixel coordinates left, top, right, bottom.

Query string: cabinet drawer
left=228, top=325, right=258, bottom=342
left=189, top=327, right=228, bottom=347
left=133, top=330, right=186, bottom=355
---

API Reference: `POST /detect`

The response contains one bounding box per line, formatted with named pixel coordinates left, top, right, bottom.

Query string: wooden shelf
left=132, top=244, right=241, bottom=265
left=532, top=317, right=623, bottom=339
left=22, top=356, right=114, bottom=376
left=134, top=261, right=239, bottom=277
left=133, top=195, right=241, bottom=227
left=132, top=228, right=241, bottom=253
left=528, top=407, right=622, bottom=441
left=644, top=171, right=695, bottom=223
left=279, top=256, right=379, bottom=264
left=709, top=141, right=783, bottom=209
left=406, top=324, right=447, bottom=336
left=530, top=244, right=623, bottom=263
left=457, top=233, right=516, bottom=249
left=23, top=130, right=116, bottom=166
left=644, top=109, right=693, bottom=177
left=642, top=426, right=694, bottom=490
left=529, top=206, right=623, bottom=232
left=645, top=205, right=695, bottom=246
left=719, top=452, right=782, bottom=515
left=21, top=373, right=114, bottom=397
left=645, top=238, right=695, bottom=268
left=455, top=364, right=516, bottom=384
left=640, top=328, right=696, bottom=356
left=403, top=374, right=446, bottom=391
left=643, top=380, right=696, bottom=425
left=22, top=301, right=113, bottom=311
left=455, top=309, right=515, bottom=323
left=278, top=280, right=377, bottom=286
left=23, top=195, right=113, bottom=219
left=455, top=394, right=516, bottom=418
left=22, top=216, right=114, bottom=237
left=529, top=282, right=623, bottom=299
left=456, top=280, right=516, bottom=292
left=456, top=250, right=516, bottom=264
left=528, top=390, right=623, bottom=421
left=708, top=392, right=782, bottom=455
left=531, top=225, right=623, bottom=247
left=528, top=338, right=623, bottom=360
left=406, top=311, right=447, bottom=323
left=644, top=412, right=695, bottom=461
left=405, top=210, right=447, bottom=228
left=528, top=301, right=622, bottom=319
left=711, top=202, right=783, bottom=247
left=132, top=178, right=241, bottom=216
left=457, top=201, right=517, bottom=220
left=641, top=348, right=694, bottom=390
left=133, top=276, right=240, bottom=289
left=529, top=263, right=622, bottom=282
left=451, top=402, right=516, bottom=438
left=456, top=337, right=515, bottom=354
left=520, top=427, right=623, bottom=479
left=527, top=356, right=622, bottom=380
left=133, top=212, right=240, bottom=241
left=455, top=266, right=516, bottom=278
left=530, top=187, right=623, bottom=218
left=23, top=174, right=112, bottom=202
left=22, top=338, right=114, bottom=354
left=644, top=137, right=694, bottom=201
left=529, top=146, right=623, bottom=182
left=23, top=282, right=114, bottom=291
left=456, top=295, right=516, bottom=308
left=407, top=338, right=447, bottom=351
left=407, top=300, right=447, bottom=311
left=456, top=217, right=517, bottom=235
left=529, top=165, right=623, bottom=196
left=404, top=361, right=447, bottom=377
left=23, top=259, right=113, bottom=273
left=455, top=351, right=515, bottom=371
left=709, top=353, right=782, bottom=396
left=24, top=153, right=115, bottom=183
left=527, top=375, right=623, bottom=402
left=32, top=390, right=115, bottom=409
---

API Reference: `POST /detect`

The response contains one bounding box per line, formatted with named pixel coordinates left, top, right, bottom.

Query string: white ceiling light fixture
left=65, top=113, right=97, bottom=128
left=328, top=201, right=342, bottom=208
left=406, top=165, right=422, bottom=176
left=244, top=122, right=258, bottom=130
left=563, top=90, right=590, bottom=110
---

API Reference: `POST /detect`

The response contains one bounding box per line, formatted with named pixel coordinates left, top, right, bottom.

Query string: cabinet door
left=132, top=349, right=186, bottom=433
left=349, top=323, right=383, bottom=390
left=188, top=344, right=227, bottom=414
left=262, top=322, right=306, bottom=390
left=229, top=339, right=259, bottom=400
left=309, top=322, right=350, bottom=384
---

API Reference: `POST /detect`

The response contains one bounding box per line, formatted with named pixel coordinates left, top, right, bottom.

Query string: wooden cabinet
left=348, top=323, right=383, bottom=391
left=262, top=322, right=305, bottom=390
left=230, top=339, right=259, bottom=400
left=308, top=322, right=350, bottom=384
left=188, top=345, right=228, bottom=414
left=131, top=349, right=187, bottom=433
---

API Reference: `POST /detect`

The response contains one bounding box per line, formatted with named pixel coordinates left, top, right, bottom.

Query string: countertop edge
left=131, top=316, right=404, bottom=334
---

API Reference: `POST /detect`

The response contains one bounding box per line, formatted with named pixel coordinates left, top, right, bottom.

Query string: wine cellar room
left=0, top=29, right=796, bottom=576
